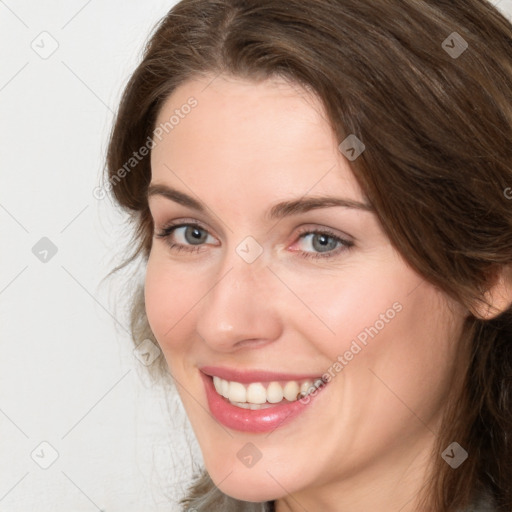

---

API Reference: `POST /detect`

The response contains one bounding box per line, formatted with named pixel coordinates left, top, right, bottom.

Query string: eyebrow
left=147, top=183, right=374, bottom=220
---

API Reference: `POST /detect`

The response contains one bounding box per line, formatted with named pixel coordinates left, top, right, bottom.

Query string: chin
left=202, top=457, right=292, bottom=502
left=215, top=477, right=283, bottom=503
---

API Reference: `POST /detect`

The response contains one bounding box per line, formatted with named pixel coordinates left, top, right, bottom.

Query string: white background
left=0, top=2, right=201, bottom=511
left=1, top=1, right=511, bottom=511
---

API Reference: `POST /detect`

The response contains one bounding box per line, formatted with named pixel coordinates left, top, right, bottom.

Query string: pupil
left=313, top=233, right=336, bottom=252
left=186, top=227, right=206, bottom=244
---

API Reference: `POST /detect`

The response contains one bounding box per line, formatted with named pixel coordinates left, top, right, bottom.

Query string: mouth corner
left=198, top=368, right=212, bottom=380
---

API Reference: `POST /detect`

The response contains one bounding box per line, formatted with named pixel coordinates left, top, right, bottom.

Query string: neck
left=275, top=430, right=437, bottom=512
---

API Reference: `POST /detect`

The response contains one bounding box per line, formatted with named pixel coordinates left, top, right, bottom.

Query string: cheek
left=144, top=254, right=199, bottom=353
left=283, top=265, right=404, bottom=362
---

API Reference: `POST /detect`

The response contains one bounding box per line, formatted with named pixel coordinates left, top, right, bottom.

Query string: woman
left=103, top=0, right=512, bottom=510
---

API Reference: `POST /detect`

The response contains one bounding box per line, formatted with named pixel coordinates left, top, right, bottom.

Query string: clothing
left=460, top=490, right=497, bottom=512
left=266, top=490, right=498, bottom=512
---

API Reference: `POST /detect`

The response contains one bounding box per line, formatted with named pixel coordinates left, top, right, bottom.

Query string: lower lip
left=200, top=371, right=328, bottom=433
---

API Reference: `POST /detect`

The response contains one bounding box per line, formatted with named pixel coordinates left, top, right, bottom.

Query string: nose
left=195, top=245, right=283, bottom=352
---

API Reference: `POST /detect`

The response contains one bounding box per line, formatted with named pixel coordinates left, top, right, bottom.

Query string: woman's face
left=145, top=74, right=467, bottom=509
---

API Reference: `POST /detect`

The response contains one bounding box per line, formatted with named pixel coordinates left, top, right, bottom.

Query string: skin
left=145, top=74, right=471, bottom=511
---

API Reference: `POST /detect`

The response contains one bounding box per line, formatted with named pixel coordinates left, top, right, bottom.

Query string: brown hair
left=103, top=1, right=512, bottom=510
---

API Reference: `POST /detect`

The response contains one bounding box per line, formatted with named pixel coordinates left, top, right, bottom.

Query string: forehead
left=150, top=74, right=364, bottom=204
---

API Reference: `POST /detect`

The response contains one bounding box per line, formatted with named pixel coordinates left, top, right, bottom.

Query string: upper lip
left=199, top=365, right=324, bottom=384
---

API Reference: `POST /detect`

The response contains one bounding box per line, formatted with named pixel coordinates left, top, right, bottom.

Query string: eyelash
left=155, top=221, right=354, bottom=260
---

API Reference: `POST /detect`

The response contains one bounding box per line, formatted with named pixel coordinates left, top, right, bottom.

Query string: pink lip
left=199, top=365, right=324, bottom=384
left=199, top=370, right=328, bottom=433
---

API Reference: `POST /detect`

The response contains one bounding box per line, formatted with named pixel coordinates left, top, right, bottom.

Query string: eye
left=155, top=222, right=216, bottom=254
left=292, top=227, right=354, bottom=260
left=154, top=221, right=354, bottom=260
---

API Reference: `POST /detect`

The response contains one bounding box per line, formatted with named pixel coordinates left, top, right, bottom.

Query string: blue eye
left=155, top=224, right=215, bottom=254
left=155, top=223, right=353, bottom=260
left=293, top=229, right=353, bottom=259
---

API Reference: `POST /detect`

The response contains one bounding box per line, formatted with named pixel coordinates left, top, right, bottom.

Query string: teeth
left=212, top=375, right=325, bottom=407
left=267, top=382, right=284, bottom=403
left=299, top=381, right=312, bottom=398
left=213, top=376, right=223, bottom=395
left=283, top=381, right=300, bottom=401
left=246, top=383, right=267, bottom=404
left=221, top=378, right=230, bottom=399
left=229, top=381, right=246, bottom=402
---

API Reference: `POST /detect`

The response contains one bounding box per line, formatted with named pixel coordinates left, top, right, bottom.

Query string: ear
left=470, top=264, right=512, bottom=320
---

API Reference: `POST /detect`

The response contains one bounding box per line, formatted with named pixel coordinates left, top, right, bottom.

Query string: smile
left=212, top=375, right=325, bottom=409
left=199, top=366, right=329, bottom=432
